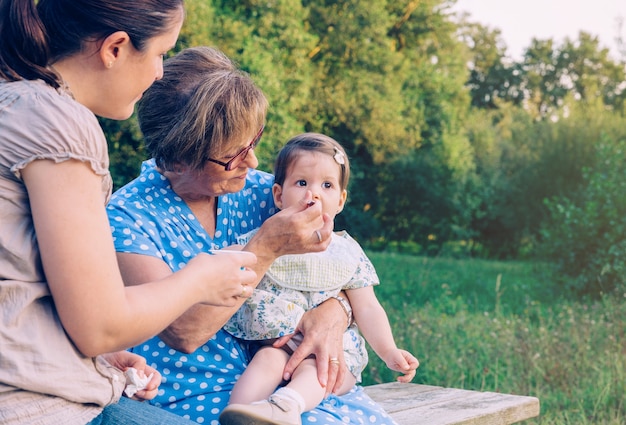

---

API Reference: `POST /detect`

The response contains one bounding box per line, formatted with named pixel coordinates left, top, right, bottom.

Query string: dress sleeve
left=5, top=81, right=112, bottom=201
left=107, top=198, right=165, bottom=260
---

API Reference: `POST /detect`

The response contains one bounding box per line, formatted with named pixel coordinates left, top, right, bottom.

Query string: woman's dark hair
left=274, top=133, right=351, bottom=191
left=0, top=0, right=184, bottom=88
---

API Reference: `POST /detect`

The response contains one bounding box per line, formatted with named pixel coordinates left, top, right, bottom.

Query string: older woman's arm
left=118, top=194, right=346, bottom=375
left=116, top=253, right=245, bottom=352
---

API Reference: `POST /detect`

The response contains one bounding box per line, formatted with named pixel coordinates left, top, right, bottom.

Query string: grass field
left=360, top=252, right=626, bottom=424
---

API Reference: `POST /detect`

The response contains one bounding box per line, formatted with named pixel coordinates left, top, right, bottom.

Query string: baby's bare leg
left=228, top=346, right=289, bottom=404
left=283, top=357, right=356, bottom=411
left=334, top=367, right=358, bottom=397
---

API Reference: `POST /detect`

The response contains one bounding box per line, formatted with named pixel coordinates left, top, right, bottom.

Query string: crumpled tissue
left=123, top=367, right=154, bottom=398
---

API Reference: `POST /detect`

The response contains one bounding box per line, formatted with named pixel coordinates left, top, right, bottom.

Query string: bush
left=539, top=137, right=626, bottom=296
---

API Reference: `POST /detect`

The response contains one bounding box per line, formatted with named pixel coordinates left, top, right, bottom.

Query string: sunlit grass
left=360, top=252, right=626, bottom=424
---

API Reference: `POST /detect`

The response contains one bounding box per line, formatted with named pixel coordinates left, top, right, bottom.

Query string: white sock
left=273, top=387, right=306, bottom=413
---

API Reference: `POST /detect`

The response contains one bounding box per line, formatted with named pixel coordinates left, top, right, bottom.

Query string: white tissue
left=123, top=367, right=154, bottom=398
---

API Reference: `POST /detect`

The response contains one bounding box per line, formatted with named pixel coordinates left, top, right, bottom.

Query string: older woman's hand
left=273, top=296, right=349, bottom=396
left=244, top=191, right=334, bottom=271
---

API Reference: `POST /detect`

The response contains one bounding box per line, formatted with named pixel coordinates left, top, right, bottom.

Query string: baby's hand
left=384, top=349, right=419, bottom=383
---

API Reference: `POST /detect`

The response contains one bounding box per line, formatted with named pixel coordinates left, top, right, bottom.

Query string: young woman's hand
left=101, top=351, right=161, bottom=400
left=182, top=251, right=258, bottom=307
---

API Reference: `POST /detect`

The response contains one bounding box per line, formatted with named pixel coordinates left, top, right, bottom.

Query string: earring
left=107, top=61, right=113, bottom=68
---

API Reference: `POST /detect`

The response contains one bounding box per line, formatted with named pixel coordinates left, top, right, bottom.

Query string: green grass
left=360, top=252, right=626, bottom=424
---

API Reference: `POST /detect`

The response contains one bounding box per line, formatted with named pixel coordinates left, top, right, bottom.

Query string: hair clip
left=333, top=147, right=345, bottom=165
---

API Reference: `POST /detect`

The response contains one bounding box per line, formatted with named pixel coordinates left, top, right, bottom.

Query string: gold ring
left=329, top=357, right=340, bottom=365
left=315, top=230, right=322, bottom=243
left=239, top=285, right=248, bottom=298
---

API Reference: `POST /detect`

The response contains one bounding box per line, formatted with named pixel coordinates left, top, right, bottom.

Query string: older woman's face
left=170, top=132, right=261, bottom=200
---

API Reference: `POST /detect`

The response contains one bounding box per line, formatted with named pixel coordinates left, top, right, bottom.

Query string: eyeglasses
left=207, top=125, right=265, bottom=171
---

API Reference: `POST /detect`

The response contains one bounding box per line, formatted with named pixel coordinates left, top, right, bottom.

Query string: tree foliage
left=458, top=17, right=524, bottom=108
left=540, top=135, right=626, bottom=296
left=103, top=0, right=626, bottom=268
left=521, top=32, right=626, bottom=118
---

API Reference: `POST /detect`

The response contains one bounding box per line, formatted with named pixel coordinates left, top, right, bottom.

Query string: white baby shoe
left=219, top=394, right=302, bottom=425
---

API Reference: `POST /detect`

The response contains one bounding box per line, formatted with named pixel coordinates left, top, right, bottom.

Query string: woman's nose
left=155, top=61, right=164, bottom=81
left=243, top=149, right=259, bottom=169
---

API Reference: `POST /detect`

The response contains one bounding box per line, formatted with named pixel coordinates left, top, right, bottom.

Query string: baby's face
left=274, top=151, right=347, bottom=219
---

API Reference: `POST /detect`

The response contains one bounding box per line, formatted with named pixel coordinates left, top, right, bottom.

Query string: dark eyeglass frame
left=207, top=125, right=265, bottom=171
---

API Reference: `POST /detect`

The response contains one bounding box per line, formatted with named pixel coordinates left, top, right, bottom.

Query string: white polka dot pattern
left=106, top=159, right=397, bottom=424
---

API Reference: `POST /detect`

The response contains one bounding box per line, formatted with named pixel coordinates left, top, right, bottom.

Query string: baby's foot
left=219, top=394, right=302, bottom=425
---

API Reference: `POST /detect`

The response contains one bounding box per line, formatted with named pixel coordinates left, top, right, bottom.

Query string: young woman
left=0, top=2, right=256, bottom=423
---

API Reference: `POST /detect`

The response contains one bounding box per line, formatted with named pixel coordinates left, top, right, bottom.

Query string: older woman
left=106, top=46, right=397, bottom=424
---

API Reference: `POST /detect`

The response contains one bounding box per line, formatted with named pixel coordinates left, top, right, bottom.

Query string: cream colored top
left=0, top=78, right=123, bottom=424
left=225, top=231, right=379, bottom=339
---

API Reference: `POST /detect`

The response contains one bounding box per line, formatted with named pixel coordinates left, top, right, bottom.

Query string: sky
left=451, top=0, right=626, bottom=61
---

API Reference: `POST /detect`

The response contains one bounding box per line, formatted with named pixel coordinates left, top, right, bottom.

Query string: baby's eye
left=323, top=182, right=333, bottom=189
left=296, top=180, right=307, bottom=187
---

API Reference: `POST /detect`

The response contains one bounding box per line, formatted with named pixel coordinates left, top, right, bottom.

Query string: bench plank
left=365, top=382, right=540, bottom=425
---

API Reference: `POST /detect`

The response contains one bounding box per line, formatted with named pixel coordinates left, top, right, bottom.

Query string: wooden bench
left=365, top=382, right=540, bottom=425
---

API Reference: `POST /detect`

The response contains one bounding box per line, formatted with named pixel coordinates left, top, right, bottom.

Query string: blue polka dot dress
left=106, top=160, right=398, bottom=424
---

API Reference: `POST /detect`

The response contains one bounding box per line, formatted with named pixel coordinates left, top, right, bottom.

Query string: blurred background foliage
left=104, top=0, right=626, bottom=296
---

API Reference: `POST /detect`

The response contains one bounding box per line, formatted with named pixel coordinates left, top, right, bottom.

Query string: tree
left=458, top=19, right=525, bottom=109
left=540, top=135, right=626, bottom=296
left=522, top=32, right=626, bottom=119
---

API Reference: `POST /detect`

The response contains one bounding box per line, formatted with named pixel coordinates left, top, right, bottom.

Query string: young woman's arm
left=23, top=159, right=257, bottom=357
left=116, top=251, right=249, bottom=352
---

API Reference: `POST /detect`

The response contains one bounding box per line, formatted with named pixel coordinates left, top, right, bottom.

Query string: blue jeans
left=87, top=397, right=195, bottom=425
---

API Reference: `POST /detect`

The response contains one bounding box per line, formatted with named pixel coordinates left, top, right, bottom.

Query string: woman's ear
left=272, top=183, right=284, bottom=209
left=99, top=31, right=131, bottom=69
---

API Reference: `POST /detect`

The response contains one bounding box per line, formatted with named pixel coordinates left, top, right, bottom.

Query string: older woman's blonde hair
left=137, top=46, right=268, bottom=171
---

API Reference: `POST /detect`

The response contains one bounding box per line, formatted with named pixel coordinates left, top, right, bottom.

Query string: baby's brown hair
left=273, top=133, right=350, bottom=191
